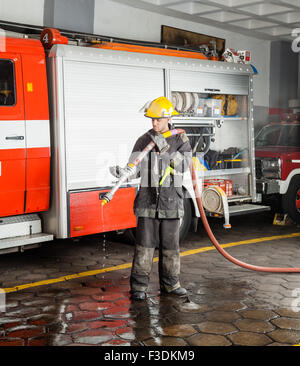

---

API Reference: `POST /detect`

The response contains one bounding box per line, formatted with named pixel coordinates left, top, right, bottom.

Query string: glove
left=109, top=165, right=126, bottom=178
left=147, top=131, right=170, bottom=154
left=109, top=163, right=136, bottom=179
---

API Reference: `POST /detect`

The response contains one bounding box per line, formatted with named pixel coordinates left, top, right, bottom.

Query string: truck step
left=0, top=233, right=54, bottom=252
left=0, top=214, right=42, bottom=240
left=229, top=204, right=270, bottom=216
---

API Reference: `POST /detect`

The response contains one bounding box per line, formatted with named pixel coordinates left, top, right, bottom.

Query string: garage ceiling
left=112, top=0, right=300, bottom=41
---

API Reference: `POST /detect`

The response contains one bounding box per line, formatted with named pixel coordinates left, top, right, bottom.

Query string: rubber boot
left=130, top=245, right=155, bottom=294
left=130, top=291, right=146, bottom=301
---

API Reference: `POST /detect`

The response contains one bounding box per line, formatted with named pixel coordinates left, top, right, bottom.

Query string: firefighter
left=111, top=96, right=192, bottom=300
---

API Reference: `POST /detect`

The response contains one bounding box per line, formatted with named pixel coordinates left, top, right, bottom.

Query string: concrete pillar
left=269, top=40, right=298, bottom=121
left=44, top=0, right=95, bottom=34
left=298, top=53, right=300, bottom=99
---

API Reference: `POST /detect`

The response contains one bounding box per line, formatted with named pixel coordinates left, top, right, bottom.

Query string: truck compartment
left=69, top=187, right=137, bottom=238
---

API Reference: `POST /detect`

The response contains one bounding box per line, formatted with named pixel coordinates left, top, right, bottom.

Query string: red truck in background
left=255, top=115, right=300, bottom=225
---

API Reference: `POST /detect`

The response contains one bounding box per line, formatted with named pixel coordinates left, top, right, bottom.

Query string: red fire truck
left=0, top=27, right=268, bottom=253
left=255, top=116, right=300, bottom=225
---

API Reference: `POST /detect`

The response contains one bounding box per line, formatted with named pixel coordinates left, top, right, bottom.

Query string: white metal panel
left=0, top=214, right=41, bottom=239
left=49, top=45, right=254, bottom=76
left=0, top=233, right=53, bottom=250
left=170, top=70, right=249, bottom=95
left=0, top=121, right=25, bottom=150
left=63, top=60, right=164, bottom=190
left=211, top=120, right=249, bottom=151
left=25, top=120, right=50, bottom=148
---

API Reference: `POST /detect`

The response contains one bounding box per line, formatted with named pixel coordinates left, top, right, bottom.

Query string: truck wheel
left=282, top=176, right=300, bottom=225
left=113, top=227, right=136, bottom=245
left=121, top=198, right=192, bottom=245
left=179, top=198, right=192, bottom=242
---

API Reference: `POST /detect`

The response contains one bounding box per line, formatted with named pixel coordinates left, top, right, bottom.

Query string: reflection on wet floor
left=1, top=212, right=300, bottom=346
left=1, top=270, right=300, bottom=346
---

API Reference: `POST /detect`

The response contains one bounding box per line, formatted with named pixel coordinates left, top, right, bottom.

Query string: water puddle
left=3, top=272, right=300, bottom=346
left=177, top=298, right=205, bottom=312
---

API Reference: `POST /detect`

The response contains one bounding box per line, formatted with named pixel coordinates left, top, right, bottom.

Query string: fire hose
left=101, top=129, right=300, bottom=273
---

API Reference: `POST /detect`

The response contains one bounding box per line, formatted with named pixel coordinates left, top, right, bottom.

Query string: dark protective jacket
left=129, top=128, right=192, bottom=219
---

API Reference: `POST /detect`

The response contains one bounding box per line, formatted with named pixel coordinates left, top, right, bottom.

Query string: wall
left=0, top=0, right=44, bottom=25
left=299, top=52, right=300, bottom=99
left=44, top=0, right=95, bottom=34
left=269, top=40, right=299, bottom=122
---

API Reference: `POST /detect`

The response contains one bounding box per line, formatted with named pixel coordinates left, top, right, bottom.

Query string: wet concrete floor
left=1, top=212, right=300, bottom=346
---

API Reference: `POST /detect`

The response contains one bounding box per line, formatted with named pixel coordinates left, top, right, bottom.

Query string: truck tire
left=282, top=176, right=300, bottom=225
left=179, top=198, right=192, bottom=242
left=120, top=198, right=192, bottom=245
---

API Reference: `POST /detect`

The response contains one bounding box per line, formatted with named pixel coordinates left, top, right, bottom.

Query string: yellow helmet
left=144, top=96, right=179, bottom=118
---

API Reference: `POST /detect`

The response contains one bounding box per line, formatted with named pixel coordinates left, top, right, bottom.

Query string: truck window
left=256, top=125, right=281, bottom=146
left=256, top=124, right=300, bottom=147
left=285, top=125, right=300, bottom=147
left=0, top=60, right=16, bottom=106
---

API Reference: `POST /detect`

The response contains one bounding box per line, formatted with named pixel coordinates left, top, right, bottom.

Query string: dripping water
left=100, top=203, right=107, bottom=280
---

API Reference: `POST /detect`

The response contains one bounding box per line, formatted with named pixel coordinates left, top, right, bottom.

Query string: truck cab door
left=0, top=54, right=26, bottom=217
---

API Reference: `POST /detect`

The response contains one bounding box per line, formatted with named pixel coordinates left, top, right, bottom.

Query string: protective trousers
left=130, top=217, right=181, bottom=293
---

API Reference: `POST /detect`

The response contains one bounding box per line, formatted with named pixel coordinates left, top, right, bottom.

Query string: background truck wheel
left=282, top=176, right=300, bottom=225
left=179, top=198, right=192, bottom=242
left=118, top=198, right=192, bottom=245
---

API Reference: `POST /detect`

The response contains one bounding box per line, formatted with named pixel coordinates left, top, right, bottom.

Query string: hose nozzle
left=100, top=192, right=112, bottom=207
left=101, top=198, right=109, bottom=206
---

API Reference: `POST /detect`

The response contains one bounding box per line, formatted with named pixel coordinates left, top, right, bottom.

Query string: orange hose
left=91, top=42, right=208, bottom=60
left=189, top=161, right=300, bottom=273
